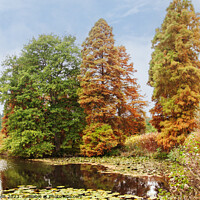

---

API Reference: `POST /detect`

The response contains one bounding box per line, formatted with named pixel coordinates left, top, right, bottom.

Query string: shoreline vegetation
left=1, top=146, right=199, bottom=199
left=22, top=131, right=200, bottom=199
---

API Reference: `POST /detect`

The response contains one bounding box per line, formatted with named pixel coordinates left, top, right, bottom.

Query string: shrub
left=81, top=123, right=124, bottom=157
left=1, top=130, right=54, bottom=158
left=124, top=132, right=159, bottom=156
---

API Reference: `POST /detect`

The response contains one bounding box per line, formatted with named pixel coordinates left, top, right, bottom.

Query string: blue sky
left=0, top=0, right=200, bottom=115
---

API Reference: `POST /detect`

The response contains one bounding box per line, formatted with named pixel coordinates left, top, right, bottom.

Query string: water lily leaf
left=57, top=186, right=65, bottom=189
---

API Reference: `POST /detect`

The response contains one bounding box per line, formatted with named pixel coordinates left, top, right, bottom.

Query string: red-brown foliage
left=78, top=19, right=146, bottom=137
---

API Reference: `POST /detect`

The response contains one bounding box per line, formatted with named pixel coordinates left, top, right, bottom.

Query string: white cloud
left=107, top=1, right=146, bottom=21
left=107, top=0, right=171, bottom=23
left=106, top=0, right=200, bottom=25
left=121, top=3, right=146, bottom=18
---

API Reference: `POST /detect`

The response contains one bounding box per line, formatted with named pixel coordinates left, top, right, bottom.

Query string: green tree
left=148, top=0, right=200, bottom=150
left=79, top=19, right=146, bottom=156
left=0, top=34, right=85, bottom=157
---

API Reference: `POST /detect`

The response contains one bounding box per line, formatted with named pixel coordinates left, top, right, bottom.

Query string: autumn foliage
left=81, top=123, right=124, bottom=157
left=148, top=0, right=200, bottom=150
left=78, top=19, right=146, bottom=156
left=1, top=1, right=200, bottom=158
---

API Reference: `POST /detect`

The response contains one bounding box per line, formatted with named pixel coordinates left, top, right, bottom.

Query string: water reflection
left=0, top=159, right=8, bottom=195
left=147, top=177, right=158, bottom=197
left=0, top=159, right=8, bottom=171
left=0, top=158, right=168, bottom=198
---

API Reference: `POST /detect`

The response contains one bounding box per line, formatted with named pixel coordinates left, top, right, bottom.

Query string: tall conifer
left=79, top=19, right=119, bottom=126
left=148, top=0, right=200, bottom=150
left=79, top=19, right=146, bottom=156
left=79, top=19, right=145, bottom=133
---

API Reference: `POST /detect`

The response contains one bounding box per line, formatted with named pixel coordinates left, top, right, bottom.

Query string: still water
left=0, top=158, right=168, bottom=198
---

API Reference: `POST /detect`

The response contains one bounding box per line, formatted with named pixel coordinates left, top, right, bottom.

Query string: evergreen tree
left=79, top=19, right=146, bottom=156
left=148, top=0, right=200, bottom=150
left=0, top=34, right=85, bottom=157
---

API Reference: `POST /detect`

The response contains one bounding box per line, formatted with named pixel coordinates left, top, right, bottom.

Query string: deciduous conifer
left=148, top=0, right=200, bottom=150
left=79, top=19, right=146, bottom=155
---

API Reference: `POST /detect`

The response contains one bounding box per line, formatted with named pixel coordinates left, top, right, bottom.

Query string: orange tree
left=78, top=19, right=146, bottom=156
left=148, top=0, right=200, bottom=150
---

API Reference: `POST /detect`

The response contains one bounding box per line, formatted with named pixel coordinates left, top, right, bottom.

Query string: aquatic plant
left=2, top=185, right=143, bottom=200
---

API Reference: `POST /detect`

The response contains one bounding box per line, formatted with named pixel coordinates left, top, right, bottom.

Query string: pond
left=0, top=158, right=168, bottom=198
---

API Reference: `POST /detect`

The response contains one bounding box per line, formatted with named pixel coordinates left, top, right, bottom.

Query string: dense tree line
left=0, top=0, right=199, bottom=157
left=0, top=23, right=145, bottom=157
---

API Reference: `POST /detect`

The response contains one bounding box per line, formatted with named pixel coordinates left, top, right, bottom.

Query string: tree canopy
left=0, top=34, right=85, bottom=157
